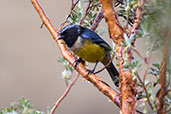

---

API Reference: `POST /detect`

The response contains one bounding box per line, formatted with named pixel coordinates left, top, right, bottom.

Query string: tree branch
left=129, top=0, right=144, bottom=35
left=50, top=73, right=80, bottom=114
left=99, top=0, right=123, bottom=44
left=156, top=31, right=170, bottom=114
left=128, top=0, right=144, bottom=45
left=59, top=0, right=80, bottom=31
left=31, top=0, right=120, bottom=108
left=99, top=0, right=137, bottom=114
left=80, top=1, right=92, bottom=25
left=90, top=8, right=103, bottom=31
left=143, top=41, right=154, bottom=83
left=136, top=73, right=154, bottom=110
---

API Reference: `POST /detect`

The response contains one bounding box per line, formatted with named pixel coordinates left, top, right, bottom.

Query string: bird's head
left=58, top=24, right=82, bottom=47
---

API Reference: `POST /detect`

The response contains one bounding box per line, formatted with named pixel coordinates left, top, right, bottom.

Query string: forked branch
left=31, top=0, right=120, bottom=109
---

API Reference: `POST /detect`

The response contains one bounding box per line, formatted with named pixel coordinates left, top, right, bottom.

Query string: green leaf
left=152, top=62, right=161, bottom=70
left=0, top=97, right=44, bottom=114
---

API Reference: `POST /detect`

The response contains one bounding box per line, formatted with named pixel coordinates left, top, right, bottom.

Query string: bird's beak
left=58, top=35, right=64, bottom=40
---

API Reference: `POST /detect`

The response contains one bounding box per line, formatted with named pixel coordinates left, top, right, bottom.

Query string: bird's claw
left=86, top=69, right=95, bottom=76
left=73, top=58, right=85, bottom=68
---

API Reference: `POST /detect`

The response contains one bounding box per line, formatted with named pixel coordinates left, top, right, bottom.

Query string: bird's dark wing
left=80, top=28, right=111, bottom=52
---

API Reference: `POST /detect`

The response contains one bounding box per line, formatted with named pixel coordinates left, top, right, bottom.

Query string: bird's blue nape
left=60, top=24, right=81, bottom=34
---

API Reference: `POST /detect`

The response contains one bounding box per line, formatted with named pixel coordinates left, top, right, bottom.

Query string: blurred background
left=0, top=0, right=161, bottom=114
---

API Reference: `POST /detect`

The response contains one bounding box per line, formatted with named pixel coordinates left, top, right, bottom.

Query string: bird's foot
left=86, top=69, right=95, bottom=76
left=86, top=61, right=98, bottom=76
left=73, top=58, right=85, bottom=68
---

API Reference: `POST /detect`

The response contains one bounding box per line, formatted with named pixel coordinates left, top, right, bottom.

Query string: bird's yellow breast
left=74, top=40, right=105, bottom=62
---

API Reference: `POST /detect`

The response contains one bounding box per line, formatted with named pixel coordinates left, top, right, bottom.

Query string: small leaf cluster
left=67, top=1, right=82, bottom=24
left=57, top=56, right=74, bottom=81
left=141, top=0, right=171, bottom=50
left=149, top=63, right=160, bottom=84
left=0, top=97, right=43, bottom=114
left=67, top=0, right=101, bottom=28
left=137, top=62, right=161, bottom=113
left=138, top=82, right=157, bottom=113
left=116, top=0, right=138, bottom=26
left=121, top=34, right=139, bottom=73
left=82, top=0, right=101, bottom=27
left=125, top=0, right=139, bottom=11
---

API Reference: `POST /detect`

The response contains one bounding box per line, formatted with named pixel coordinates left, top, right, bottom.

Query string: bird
left=58, top=24, right=119, bottom=86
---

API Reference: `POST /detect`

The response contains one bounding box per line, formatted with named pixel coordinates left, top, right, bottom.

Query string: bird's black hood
left=58, top=24, right=82, bottom=47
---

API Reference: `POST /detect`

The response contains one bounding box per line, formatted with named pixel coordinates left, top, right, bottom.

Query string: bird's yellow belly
left=74, top=40, right=105, bottom=62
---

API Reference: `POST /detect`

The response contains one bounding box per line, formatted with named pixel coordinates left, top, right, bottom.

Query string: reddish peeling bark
left=99, top=0, right=137, bottom=114
left=156, top=32, right=170, bottom=114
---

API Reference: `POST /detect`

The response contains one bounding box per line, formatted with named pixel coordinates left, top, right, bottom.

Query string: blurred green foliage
left=140, top=0, right=171, bottom=112
left=0, top=97, right=44, bottom=114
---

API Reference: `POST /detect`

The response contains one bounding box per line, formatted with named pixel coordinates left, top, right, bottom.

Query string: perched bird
left=58, top=24, right=119, bottom=86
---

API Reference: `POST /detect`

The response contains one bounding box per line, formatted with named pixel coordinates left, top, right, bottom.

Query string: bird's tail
left=106, top=62, right=119, bottom=86
left=102, top=55, right=119, bottom=87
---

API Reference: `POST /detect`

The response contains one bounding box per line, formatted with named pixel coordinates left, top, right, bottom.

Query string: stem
left=50, top=73, right=80, bottom=114
left=136, top=73, right=154, bottom=110
left=80, top=1, right=92, bottom=25
left=90, top=8, right=103, bottom=31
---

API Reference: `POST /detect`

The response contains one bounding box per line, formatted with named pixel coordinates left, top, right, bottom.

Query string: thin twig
left=143, top=41, right=155, bottom=83
left=126, top=12, right=129, bottom=28
left=71, top=0, right=74, bottom=6
left=80, top=1, right=92, bottom=25
left=80, top=1, right=102, bottom=26
left=132, top=48, right=145, bottom=60
left=129, top=0, right=144, bottom=36
left=90, top=8, right=103, bottom=31
left=59, top=0, right=80, bottom=31
left=136, top=110, right=145, bottom=114
left=128, top=0, right=144, bottom=47
left=136, top=73, right=154, bottom=110
left=166, top=107, right=171, bottom=113
left=164, top=89, right=171, bottom=96
left=68, top=0, right=80, bottom=19
left=40, top=22, right=44, bottom=28
left=118, top=14, right=133, bottom=26
left=133, top=41, right=154, bottom=84
left=89, top=2, right=101, bottom=9
left=50, top=73, right=80, bottom=114
left=94, top=54, right=114, bottom=74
